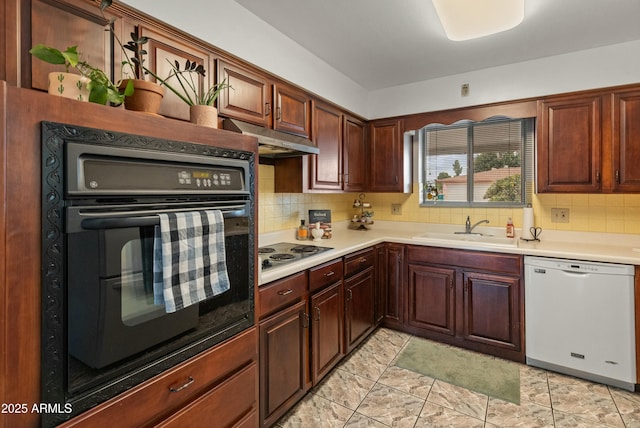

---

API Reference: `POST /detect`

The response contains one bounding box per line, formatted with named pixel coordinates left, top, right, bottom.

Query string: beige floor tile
left=377, top=366, right=434, bottom=399
left=416, top=402, right=484, bottom=427
left=486, top=397, right=554, bottom=427
left=277, top=393, right=353, bottom=428
left=356, top=384, right=425, bottom=428
left=426, top=380, right=488, bottom=420
left=313, top=368, right=375, bottom=410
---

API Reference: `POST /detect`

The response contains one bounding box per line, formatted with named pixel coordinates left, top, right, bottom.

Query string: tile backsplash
left=258, top=165, right=640, bottom=235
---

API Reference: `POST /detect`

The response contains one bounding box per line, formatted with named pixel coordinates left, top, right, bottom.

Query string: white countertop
left=258, top=221, right=640, bottom=285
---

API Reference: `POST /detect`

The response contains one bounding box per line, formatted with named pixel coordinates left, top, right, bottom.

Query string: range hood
left=223, top=118, right=319, bottom=158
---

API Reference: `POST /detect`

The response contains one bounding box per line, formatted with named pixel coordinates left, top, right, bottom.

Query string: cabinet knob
left=169, top=376, right=195, bottom=393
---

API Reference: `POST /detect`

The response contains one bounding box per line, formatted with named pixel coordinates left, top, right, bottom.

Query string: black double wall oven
left=40, top=122, right=255, bottom=426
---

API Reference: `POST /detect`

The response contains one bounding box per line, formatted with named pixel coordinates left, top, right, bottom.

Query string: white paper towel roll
left=522, top=206, right=534, bottom=239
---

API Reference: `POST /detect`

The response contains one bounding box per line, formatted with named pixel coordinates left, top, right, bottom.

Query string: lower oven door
left=66, top=202, right=251, bottom=370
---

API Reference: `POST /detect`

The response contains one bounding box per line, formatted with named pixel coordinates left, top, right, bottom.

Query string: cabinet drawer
left=259, top=271, right=308, bottom=318
left=60, top=328, right=258, bottom=428
left=344, top=248, right=375, bottom=278
left=309, top=259, right=343, bottom=293
left=156, top=363, right=257, bottom=428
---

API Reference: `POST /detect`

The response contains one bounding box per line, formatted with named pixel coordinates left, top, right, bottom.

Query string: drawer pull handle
left=169, top=376, right=194, bottom=393
left=278, top=289, right=294, bottom=296
left=359, top=257, right=367, bottom=263
left=324, top=271, right=335, bottom=277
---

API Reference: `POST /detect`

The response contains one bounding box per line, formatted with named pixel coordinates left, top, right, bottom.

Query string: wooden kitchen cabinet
left=217, top=59, right=273, bottom=127
left=405, top=246, right=524, bottom=362
left=259, top=299, right=309, bottom=428
left=273, top=83, right=311, bottom=137
left=369, top=118, right=411, bottom=193
left=407, top=264, right=456, bottom=337
left=379, top=243, right=405, bottom=328
left=61, top=327, right=258, bottom=428
left=342, top=114, right=367, bottom=192
left=537, top=85, right=640, bottom=193
left=309, top=259, right=344, bottom=384
left=611, top=89, right=640, bottom=192
left=139, top=25, right=215, bottom=121
left=310, top=281, right=344, bottom=384
left=309, top=100, right=344, bottom=190
left=344, top=248, right=376, bottom=352
left=537, top=94, right=603, bottom=192
left=462, top=271, right=521, bottom=353
left=217, top=59, right=312, bottom=138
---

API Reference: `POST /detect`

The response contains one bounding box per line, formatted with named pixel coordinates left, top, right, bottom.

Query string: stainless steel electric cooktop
left=258, top=242, right=333, bottom=271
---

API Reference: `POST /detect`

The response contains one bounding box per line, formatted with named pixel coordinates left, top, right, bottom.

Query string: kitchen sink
left=412, top=231, right=518, bottom=248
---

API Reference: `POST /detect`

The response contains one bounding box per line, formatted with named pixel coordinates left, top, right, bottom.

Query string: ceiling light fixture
left=432, top=0, right=525, bottom=41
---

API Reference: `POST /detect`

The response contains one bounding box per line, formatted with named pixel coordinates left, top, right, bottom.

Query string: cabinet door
left=343, top=115, right=367, bottom=192
left=310, top=281, right=344, bottom=384
left=369, top=119, right=405, bottom=192
left=407, top=264, right=456, bottom=336
left=612, top=89, right=640, bottom=192
left=309, top=101, right=343, bottom=190
left=537, top=95, right=602, bottom=192
left=462, top=272, right=521, bottom=351
left=30, top=0, right=114, bottom=92
left=344, top=266, right=375, bottom=353
left=217, top=59, right=272, bottom=127
left=259, top=300, right=308, bottom=427
left=140, top=26, right=214, bottom=121
left=274, top=83, right=310, bottom=137
left=382, top=244, right=404, bottom=327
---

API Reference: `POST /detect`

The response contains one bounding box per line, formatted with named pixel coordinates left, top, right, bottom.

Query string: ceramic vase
left=47, top=72, right=90, bottom=102
left=190, top=105, right=218, bottom=128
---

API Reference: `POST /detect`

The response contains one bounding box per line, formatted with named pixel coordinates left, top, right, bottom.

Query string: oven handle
left=77, top=207, right=247, bottom=230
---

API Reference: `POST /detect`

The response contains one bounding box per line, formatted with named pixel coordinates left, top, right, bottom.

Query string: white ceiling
left=234, top=0, right=640, bottom=91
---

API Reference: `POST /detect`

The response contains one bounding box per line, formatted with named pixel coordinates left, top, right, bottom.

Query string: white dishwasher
left=525, top=256, right=636, bottom=391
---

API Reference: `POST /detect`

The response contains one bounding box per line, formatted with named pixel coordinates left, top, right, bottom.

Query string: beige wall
left=258, top=165, right=640, bottom=235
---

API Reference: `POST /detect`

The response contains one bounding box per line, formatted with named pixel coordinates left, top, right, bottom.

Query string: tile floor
left=275, top=328, right=640, bottom=427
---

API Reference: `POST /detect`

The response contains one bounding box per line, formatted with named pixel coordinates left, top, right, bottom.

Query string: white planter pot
left=47, top=72, right=90, bottom=102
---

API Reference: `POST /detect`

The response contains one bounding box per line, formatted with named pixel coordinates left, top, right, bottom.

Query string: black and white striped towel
left=153, top=210, right=230, bottom=313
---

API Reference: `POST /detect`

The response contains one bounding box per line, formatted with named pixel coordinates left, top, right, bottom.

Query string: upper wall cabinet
left=342, top=115, right=367, bottom=192
left=139, top=26, right=215, bottom=121
left=217, top=60, right=311, bottom=138
left=369, top=118, right=412, bottom=193
left=217, top=59, right=273, bottom=127
left=611, top=89, right=640, bottom=192
left=537, top=94, right=603, bottom=193
left=537, top=86, right=640, bottom=193
left=309, top=100, right=343, bottom=191
left=30, top=0, right=115, bottom=91
left=273, top=84, right=311, bottom=137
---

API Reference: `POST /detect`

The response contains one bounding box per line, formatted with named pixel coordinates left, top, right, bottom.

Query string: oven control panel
left=80, top=158, right=246, bottom=193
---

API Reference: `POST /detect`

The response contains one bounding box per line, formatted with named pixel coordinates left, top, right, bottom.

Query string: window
left=419, top=116, right=535, bottom=207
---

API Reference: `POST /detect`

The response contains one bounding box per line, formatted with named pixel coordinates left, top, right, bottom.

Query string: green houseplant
left=99, top=0, right=164, bottom=114
left=145, top=60, right=231, bottom=127
left=29, top=44, right=129, bottom=105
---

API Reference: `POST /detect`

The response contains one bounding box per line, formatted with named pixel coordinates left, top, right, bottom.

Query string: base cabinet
left=380, top=243, right=405, bottom=328
left=344, top=248, right=376, bottom=352
left=406, top=245, right=524, bottom=362
left=259, top=300, right=309, bottom=427
left=311, top=281, right=345, bottom=383
left=60, top=328, right=259, bottom=428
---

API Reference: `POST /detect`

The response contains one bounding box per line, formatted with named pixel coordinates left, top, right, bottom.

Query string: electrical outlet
left=461, top=83, right=470, bottom=97
left=551, top=208, right=570, bottom=223
left=391, top=204, right=402, bottom=215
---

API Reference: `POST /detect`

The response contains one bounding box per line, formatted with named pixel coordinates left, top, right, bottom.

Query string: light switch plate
left=391, top=204, right=402, bottom=215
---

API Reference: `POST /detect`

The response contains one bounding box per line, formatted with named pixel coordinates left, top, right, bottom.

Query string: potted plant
left=99, top=0, right=164, bottom=114
left=29, top=44, right=130, bottom=105
left=145, top=60, right=231, bottom=128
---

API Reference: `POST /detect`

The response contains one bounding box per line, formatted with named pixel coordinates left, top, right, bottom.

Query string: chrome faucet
left=457, top=216, right=489, bottom=234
